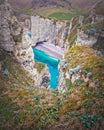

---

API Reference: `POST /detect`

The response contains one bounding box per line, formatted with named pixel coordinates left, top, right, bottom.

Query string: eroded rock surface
left=0, top=0, right=15, bottom=51
left=31, top=16, right=71, bottom=50
left=76, top=29, right=97, bottom=47
left=0, top=0, right=73, bottom=91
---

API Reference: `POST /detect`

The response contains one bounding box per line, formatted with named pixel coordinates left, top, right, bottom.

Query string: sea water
left=33, top=48, right=60, bottom=90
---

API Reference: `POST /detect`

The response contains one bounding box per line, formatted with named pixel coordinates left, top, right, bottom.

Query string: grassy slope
left=33, top=7, right=71, bottom=18
left=48, top=8, right=83, bottom=20
left=65, top=46, right=104, bottom=83
left=13, top=7, right=84, bottom=20
left=0, top=51, right=35, bottom=89
left=0, top=47, right=104, bottom=130
left=8, top=0, right=71, bottom=17
left=8, top=0, right=95, bottom=18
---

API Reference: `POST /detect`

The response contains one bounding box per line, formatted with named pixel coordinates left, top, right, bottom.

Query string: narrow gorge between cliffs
left=33, top=47, right=60, bottom=90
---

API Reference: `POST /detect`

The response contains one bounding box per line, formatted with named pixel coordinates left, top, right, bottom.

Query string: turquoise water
left=33, top=48, right=60, bottom=90
left=27, top=32, right=32, bottom=38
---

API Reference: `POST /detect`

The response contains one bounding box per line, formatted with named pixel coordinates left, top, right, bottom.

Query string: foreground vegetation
left=0, top=46, right=104, bottom=130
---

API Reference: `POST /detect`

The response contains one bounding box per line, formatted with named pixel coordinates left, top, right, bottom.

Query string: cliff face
left=0, top=0, right=15, bottom=51
left=0, top=0, right=37, bottom=85
left=0, top=0, right=72, bottom=89
left=1, top=0, right=103, bottom=91
left=21, top=16, right=71, bottom=88
left=76, top=29, right=97, bottom=47
left=31, top=16, right=71, bottom=49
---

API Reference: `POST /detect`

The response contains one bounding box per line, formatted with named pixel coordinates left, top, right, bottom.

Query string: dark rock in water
left=3, top=69, right=9, bottom=76
left=41, top=74, right=50, bottom=88
left=42, top=75, right=49, bottom=84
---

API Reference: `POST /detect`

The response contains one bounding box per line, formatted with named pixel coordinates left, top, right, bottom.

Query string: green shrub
left=35, top=61, right=46, bottom=73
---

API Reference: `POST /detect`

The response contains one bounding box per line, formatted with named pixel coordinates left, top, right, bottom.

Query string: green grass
left=0, top=51, right=34, bottom=88
left=82, top=20, right=104, bottom=31
left=48, top=8, right=84, bottom=20
left=48, top=12, right=77, bottom=20
left=19, top=8, right=34, bottom=16
left=35, top=61, right=46, bottom=73
left=0, top=97, right=20, bottom=126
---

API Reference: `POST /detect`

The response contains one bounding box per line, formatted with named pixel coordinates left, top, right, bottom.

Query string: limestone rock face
left=0, top=1, right=37, bottom=84
left=78, top=15, right=84, bottom=26
left=21, top=28, right=32, bottom=48
left=0, top=0, right=73, bottom=90
left=31, top=16, right=62, bottom=44
left=31, top=16, right=71, bottom=49
left=76, top=29, right=97, bottom=47
left=0, top=0, right=15, bottom=51
left=58, top=60, right=68, bottom=93
left=14, top=27, right=39, bottom=85
left=15, top=45, right=39, bottom=84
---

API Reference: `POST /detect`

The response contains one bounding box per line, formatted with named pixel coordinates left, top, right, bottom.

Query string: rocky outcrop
left=76, top=29, right=97, bottom=47
left=78, top=15, right=84, bottom=26
left=31, top=16, right=71, bottom=50
left=0, top=0, right=15, bottom=51
left=31, top=16, right=62, bottom=44
left=91, top=15, right=104, bottom=24
left=0, top=0, right=38, bottom=85
left=0, top=0, right=73, bottom=91
left=14, top=28, right=40, bottom=85
left=14, top=49, right=40, bottom=86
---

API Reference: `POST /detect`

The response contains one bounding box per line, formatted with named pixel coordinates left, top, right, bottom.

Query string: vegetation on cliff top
left=48, top=8, right=83, bottom=20
left=65, top=46, right=104, bottom=86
